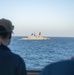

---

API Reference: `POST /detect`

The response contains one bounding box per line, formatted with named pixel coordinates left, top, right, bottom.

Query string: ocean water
left=9, top=36, right=74, bottom=70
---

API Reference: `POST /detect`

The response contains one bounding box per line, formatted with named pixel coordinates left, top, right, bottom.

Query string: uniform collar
left=0, top=43, right=10, bottom=51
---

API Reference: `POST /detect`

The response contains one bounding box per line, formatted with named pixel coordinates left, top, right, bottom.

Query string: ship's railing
left=27, top=70, right=41, bottom=75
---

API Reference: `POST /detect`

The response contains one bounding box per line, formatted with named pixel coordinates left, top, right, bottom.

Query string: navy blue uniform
left=0, top=44, right=27, bottom=75
left=39, top=60, right=74, bottom=75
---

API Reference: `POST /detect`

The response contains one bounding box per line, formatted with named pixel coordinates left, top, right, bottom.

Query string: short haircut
left=0, top=26, right=11, bottom=39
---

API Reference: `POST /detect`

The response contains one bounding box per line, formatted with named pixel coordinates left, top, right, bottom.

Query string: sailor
left=0, top=18, right=27, bottom=75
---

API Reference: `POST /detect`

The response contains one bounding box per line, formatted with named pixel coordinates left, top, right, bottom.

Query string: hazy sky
left=0, top=0, right=74, bottom=37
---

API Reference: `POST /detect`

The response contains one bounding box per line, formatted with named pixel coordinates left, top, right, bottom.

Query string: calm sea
left=9, top=36, right=74, bottom=70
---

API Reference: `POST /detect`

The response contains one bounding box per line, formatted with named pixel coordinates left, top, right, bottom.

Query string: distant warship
left=21, top=32, right=50, bottom=40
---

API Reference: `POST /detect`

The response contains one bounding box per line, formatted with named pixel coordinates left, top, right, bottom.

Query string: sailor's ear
left=8, top=33, right=11, bottom=39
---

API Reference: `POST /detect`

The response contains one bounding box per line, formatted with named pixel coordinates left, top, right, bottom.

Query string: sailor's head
left=0, top=18, right=14, bottom=46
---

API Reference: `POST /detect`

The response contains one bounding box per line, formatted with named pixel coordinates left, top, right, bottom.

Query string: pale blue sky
left=0, top=0, right=74, bottom=37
